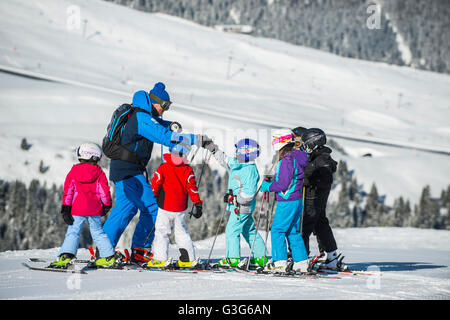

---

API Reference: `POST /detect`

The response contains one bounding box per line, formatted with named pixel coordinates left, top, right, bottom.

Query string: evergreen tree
left=392, top=196, right=406, bottom=227
left=363, top=183, right=380, bottom=227
left=414, top=185, right=440, bottom=229
left=335, top=179, right=353, bottom=227
left=104, top=0, right=450, bottom=74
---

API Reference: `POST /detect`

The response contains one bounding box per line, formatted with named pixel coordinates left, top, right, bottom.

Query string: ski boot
left=317, top=251, right=349, bottom=272
left=217, top=258, right=241, bottom=268
left=236, top=257, right=269, bottom=270
left=130, top=247, right=153, bottom=265
left=49, top=253, right=75, bottom=269
left=175, top=257, right=202, bottom=269
left=174, top=248, right=201, bottom=269
left=145, top=257, right=173, bottom=269
left=264, top=259, right=292, bottom=274
left=291, top=258, right=318, bottom=275
left=90, top=251, right=125, bottom=269
left=250, top=256, right=269, bottom=268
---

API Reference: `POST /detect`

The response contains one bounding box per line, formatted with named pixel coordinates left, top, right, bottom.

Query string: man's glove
left=61, top=205, right=74, bottom=225
left=102, top=204, right=112, bottom=216
left=195, top=135, right=214, bottom=149
left=204, top=141, right=218, bottom=154
left=192, top=202, right=203, bottom=219
left=170, top=121, right=182, bottom=133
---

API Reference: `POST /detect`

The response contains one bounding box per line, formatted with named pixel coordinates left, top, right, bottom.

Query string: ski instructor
left=102, top=82, right=207, bottom=263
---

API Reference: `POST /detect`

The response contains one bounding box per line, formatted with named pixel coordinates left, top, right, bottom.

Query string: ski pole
left=263, top=195, right=276, bottom=267
left=246, top=191, right=267, bottom=270
left=299, top=185, right=305, bottom=235
left=205, top=204, right=228, bottom=269
left=143, top=220, right=157, bottom=248
left=189, top=150, right=211, bottom=219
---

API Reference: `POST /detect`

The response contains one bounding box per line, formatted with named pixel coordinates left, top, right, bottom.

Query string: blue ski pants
left=103, top=174, right=158, bottom=249
left=59, top=215, right=115, bottom=258
left=271, top=200, right=308, bottom=262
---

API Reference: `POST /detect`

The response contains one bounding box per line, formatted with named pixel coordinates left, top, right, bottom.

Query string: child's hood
left=132, top=90, right=151, bottom=113
left=283, top=149, right=308, bottom=167
left=163, top=153, right=188, bottom=167
left=228, top=157, right=256, bottom=170
left=70, top=163, right=102, bottom=183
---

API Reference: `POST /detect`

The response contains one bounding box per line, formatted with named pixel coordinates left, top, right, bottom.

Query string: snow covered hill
left=0, top=0, right=449, bottom=205
left=0, top=0, right=449, bottom=302
left=1, top=227, right=449, bottom=300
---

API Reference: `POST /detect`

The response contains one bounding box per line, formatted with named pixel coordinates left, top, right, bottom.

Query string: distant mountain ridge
left=105, top=0, right=449, bottom=74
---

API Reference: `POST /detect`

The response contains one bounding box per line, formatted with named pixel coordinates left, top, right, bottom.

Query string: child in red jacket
left=50, top=143, right=117, bottom=269
left=147, top=153, right=203, bottom=268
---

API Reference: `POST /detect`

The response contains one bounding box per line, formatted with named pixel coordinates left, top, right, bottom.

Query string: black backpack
left=102, top=104, right=149, bottom=166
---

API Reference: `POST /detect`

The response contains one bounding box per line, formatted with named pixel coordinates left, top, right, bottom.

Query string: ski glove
left=169, top=121, right=182, bottom=133
left=61, top=205, right=74, bottom=225
left=260, top=180, right=272, bottom=193
left=204, top=142, right=218, bottom=154
left=192, top=202, right=203, bottom=219
left=223, top=192, right=238, bottom=206
left=193, top=134, right=214, bottom=149
left=102, top=204, right=112, bottom=216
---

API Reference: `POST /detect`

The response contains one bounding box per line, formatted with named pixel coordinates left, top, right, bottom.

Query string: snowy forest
left=104, top=0, right=450, bottom=74
left=1, top=143, right=449, bottom=252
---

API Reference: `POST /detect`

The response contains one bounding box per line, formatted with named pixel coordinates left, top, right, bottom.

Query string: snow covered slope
left=0, top=1, right=449, bottom=302
left=0, top=0, right=449, bottom=205
left=0, top=228, right=449, bottom=300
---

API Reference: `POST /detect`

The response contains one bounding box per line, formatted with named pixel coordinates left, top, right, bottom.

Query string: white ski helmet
left=77, top=142, right=102, bottom=162
left=271, top=128, right=294, bottom=151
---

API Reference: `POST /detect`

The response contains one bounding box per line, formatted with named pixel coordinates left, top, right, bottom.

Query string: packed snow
left=1, top=228, right=449, bottom=300
left=0, top=0, right=449, bottom=301
left=0, top=0, right=449, bottom=204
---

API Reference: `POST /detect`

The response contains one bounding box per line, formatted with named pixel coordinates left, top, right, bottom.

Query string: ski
left=22, top=262, right=88, bottom=274
left=195, top=269, right=226, bottom=273
left=232, top=267, right=340, bottom=279
left=141, top=267, right=198, bottom=274
left=317, top=268, right=376, bottom=276
left=28, top=257, right=92, bottom=264
left=272, top=273, right=340, bottom=280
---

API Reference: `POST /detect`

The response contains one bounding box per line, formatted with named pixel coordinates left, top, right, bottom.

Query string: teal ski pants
left=225, top=211, right=266, bottom=259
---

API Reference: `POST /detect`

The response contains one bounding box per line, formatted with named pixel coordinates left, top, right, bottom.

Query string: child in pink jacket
left=50, top=143, right=117, bottom=269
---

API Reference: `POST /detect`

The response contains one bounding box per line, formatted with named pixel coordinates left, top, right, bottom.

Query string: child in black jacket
left=294, top=127, right=347, bottom=271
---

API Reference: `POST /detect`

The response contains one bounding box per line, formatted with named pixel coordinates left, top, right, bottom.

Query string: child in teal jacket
left=206, top=138, right=267, bottom=267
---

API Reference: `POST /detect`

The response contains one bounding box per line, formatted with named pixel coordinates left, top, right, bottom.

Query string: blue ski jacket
left=109, top=90, right=195, bottom=182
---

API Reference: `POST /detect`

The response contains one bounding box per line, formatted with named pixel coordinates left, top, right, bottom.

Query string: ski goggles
left=149, top=93, right=172, bottom=111
left=271, top=134, right=293, bottom=146
left=236, top=146, right=260, bottom=154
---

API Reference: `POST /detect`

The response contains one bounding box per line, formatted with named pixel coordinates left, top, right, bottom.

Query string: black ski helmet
left=301, top=128, right=327, bottom=151
left=292, top=126, right=307, bottom=138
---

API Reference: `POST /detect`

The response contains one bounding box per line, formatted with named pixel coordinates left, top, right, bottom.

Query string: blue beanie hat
left=149, top=82, right=170, bottom=104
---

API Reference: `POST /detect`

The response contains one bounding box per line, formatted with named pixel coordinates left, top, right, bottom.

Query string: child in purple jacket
left=260, top=129, right=311, bottom=274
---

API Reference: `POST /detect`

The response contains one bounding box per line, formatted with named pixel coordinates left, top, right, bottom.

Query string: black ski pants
left=301, top=187, right=337, bottom=255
